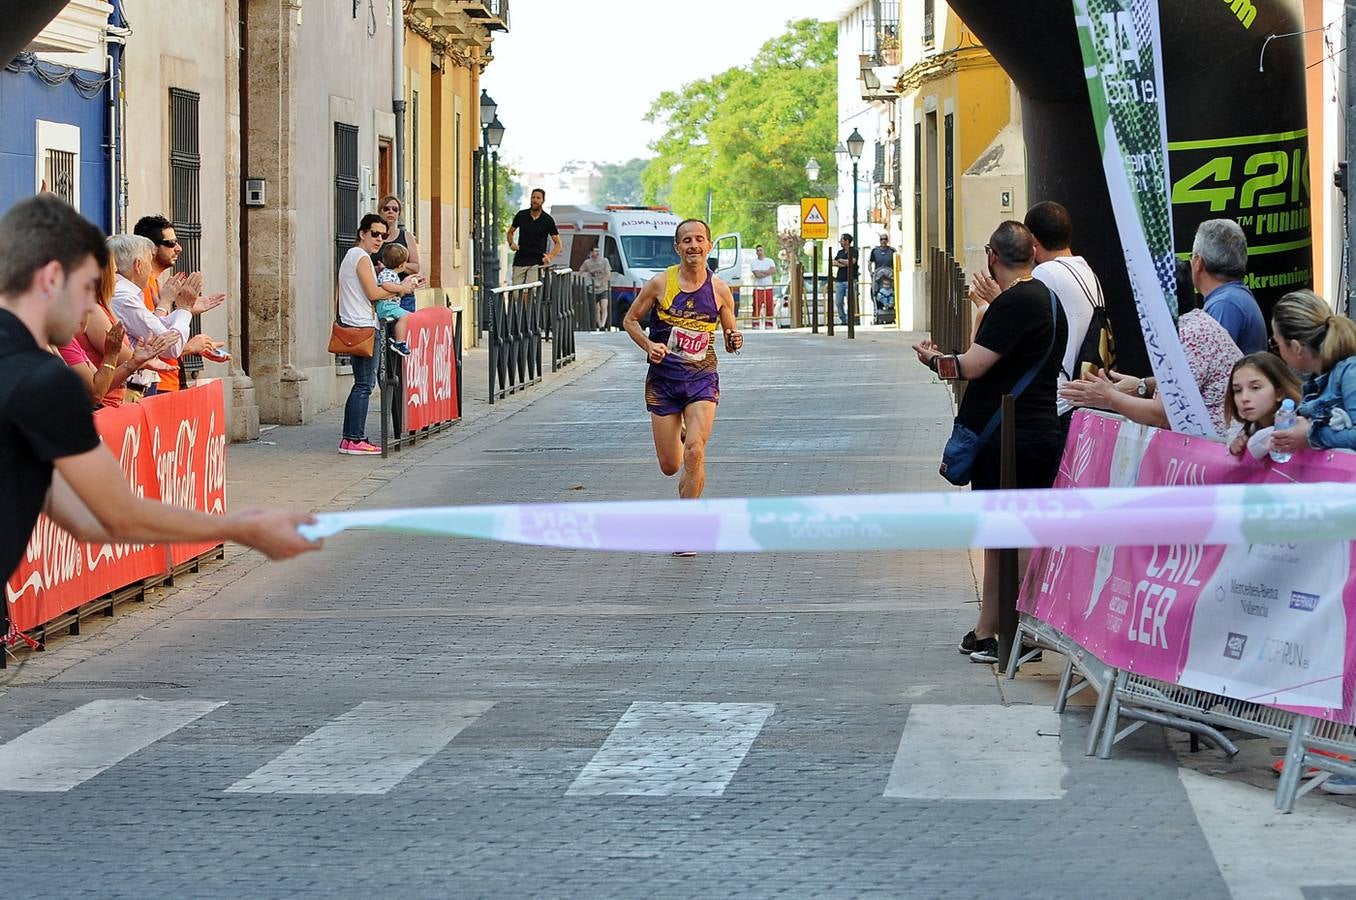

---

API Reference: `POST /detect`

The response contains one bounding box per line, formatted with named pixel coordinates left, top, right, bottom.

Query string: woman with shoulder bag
left=913, top=222, right=1067, bottom=664
left=336, top=214, right=424, bottom=456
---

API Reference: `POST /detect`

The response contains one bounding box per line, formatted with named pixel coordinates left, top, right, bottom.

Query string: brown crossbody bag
left=327, top=272, right=375, bottom=357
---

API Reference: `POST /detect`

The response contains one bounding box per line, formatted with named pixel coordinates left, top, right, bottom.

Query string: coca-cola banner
left=4, top=381, right=228, bottom=633
left=401, top=307, right=459, bottom=432
left=139, top=379, right=228, bottom=565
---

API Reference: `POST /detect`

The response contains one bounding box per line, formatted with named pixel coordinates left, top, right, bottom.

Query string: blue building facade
left=0, top=30, right=114, bottom=230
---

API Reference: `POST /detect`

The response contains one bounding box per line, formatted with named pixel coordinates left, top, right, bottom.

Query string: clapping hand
left=1058, top=369, right=1117, bottom=409
left=968, top=271, right=1000, bottom=306
left=130, top=331, right=180, bottom=368
left=102, top=320, right=127, bottom=359
left=912, top=338, right=942, bottom=367
left=182, top=333, right=224, bottom=357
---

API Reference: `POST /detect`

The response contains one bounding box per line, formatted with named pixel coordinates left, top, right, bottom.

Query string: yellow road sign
left=800, top=197, right=829, bottom=239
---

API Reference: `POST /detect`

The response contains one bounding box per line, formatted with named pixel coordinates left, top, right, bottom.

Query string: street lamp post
left=486, top=115, right=505, bottom=292
left=845, top=128, right=865, bottom=340
left=478, top=90, right=498, bottom=328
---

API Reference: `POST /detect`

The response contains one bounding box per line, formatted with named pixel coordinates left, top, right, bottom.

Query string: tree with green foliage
left=642, top=19, right=836, bottom=259
left=595, top=158, right=649, bottom=206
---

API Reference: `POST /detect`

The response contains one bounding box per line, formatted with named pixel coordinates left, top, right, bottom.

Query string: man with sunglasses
left=132, top=215, right=226, bottom=391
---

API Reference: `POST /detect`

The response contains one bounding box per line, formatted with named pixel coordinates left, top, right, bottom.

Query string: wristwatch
left=1136, top=378, right=1149, bottom=398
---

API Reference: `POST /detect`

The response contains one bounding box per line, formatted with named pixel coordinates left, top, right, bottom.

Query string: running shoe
left=390, top=339, right=411, bottom=357
left=958, top=630, right=978, bottom=655
left=969, top=637, right=999, bottom=664
left=1320, top=774, right=1356, bottom=794
left=339, top=438, right=382, bottom=456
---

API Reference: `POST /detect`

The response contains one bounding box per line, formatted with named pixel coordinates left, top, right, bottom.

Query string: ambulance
left=550, top=204, right=743, bottom=327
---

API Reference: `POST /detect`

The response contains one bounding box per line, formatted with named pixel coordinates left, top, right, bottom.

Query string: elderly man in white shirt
left=105, top=234, right=223, bottom=369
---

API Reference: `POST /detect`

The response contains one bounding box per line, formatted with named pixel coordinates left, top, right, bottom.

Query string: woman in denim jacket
left=1270, top=289, right=1356, bottom=454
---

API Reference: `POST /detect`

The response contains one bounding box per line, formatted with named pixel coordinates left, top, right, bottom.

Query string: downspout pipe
left=105, top=0, right=131, bottom=233
left=393, top=5, right=406, bottom=211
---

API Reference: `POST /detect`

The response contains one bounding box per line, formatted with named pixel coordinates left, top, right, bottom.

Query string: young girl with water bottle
left=1222, top=352, right=1301, bottom=459
left=1268, top=290, right=1356, bottom=457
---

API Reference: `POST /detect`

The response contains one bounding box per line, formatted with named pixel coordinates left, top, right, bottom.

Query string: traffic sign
left=800, top=197, right=829, bottom=239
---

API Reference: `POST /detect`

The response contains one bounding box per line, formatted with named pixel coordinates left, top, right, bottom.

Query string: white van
left=551, top=204, right=743, bottom=327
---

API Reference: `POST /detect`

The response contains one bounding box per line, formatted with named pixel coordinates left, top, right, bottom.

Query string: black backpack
left=1055, top=258, right=1116, bottom=379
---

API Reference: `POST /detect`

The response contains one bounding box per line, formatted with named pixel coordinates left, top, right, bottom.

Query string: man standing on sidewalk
left=869, top=234, right=896, bottom=323
left=832, top=234, right=857, bottom=326
left=578, top=246, right=612, bottom=330
left=506, top=188, right=561, bottom=286
left=0, top=196, right=319, bottom=601
left=623, top=219, right=742, bottom=555
left=749, top=244, right=776, bottom=330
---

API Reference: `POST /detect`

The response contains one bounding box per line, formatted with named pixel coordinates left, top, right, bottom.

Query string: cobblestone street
left=0, top=331, right=1352, bottom=899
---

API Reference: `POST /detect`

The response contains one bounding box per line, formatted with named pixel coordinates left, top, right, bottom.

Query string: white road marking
left=225, top=700, right=493, bottom=795
left=1179, top=768, right=1356, bottom=900
left=0, top=699, right=225, bottom=792
left=884, top=704, right=1066, bottom=800
left=567, top=701, right=774, bottom=797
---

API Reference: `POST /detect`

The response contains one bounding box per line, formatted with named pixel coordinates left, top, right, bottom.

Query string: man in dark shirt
left=506, top=188, right=561, bottom=285
left=831, top=234, right=858, bottom=325
left=913, top=220, right=1067, bottom=664
left=0, top=195, right=319, bottom=599
left=868, top=234, right=897, bottom=323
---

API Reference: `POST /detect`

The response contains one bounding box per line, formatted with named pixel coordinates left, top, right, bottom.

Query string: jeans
left=342, top=343, right=379, bottom=441
left=835, top=280, right=849, bottom=324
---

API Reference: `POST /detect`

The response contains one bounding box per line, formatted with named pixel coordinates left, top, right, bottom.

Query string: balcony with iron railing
left=462, top=0, right=509, bottom=31
left=860, top=0, right=901, bottom=66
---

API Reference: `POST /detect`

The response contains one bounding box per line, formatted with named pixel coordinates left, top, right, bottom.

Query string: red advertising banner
left=402, top=307, right=459, bottom=432
left=6, top=404, right=167, bottom=632
left=140, top=379, right=228, bottom=565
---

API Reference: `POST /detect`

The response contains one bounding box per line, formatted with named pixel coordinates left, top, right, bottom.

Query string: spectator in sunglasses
left=131, top=214, right=226, bottom=390
left=374, top=195, right=421, bottom=313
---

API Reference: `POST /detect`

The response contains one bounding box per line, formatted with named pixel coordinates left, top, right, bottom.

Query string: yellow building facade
left=404, top=2, right=507, bottom=347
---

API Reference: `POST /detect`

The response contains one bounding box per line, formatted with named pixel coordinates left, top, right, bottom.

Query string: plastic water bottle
left=1270, top=398, right=1296, bottom=463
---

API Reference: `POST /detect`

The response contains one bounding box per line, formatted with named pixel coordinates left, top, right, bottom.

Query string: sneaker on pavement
left=390, top=339, right=411, bottom=357
left=969, top=637, right=999, bottom=664
left=958, top=630, right=978, bottom=655
left=339, top=438, right=382, bottom=456
left=1320, top=773, right=1356, bottom=794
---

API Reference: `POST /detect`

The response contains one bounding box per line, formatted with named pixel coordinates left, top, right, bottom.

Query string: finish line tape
left=297, top=482, right=1356, bottom=553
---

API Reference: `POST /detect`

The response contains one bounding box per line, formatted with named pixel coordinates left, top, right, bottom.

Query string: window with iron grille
left=913, top=122, right=922, bottom=265
left=944, top=112, right=955, bottom=257
left=334, top=123, right=359, bottom=278
left=873, top=142, right=886, bottom=185
left=923, top=2, right=935, bottom=47
left=44, top=149, right=76, bottom=205
left=169, top=88, right=203, bottom=375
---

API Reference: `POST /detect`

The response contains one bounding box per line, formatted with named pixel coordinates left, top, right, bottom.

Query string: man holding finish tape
left=623, top=218, right=743, bottom=556
left=0, top=196, right=320, bottom=605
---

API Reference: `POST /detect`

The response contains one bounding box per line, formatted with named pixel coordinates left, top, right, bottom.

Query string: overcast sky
left=485, top=0, right=834, bottom=173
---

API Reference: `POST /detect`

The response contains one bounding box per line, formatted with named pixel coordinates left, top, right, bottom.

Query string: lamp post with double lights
left=478, top=89, right=497, bottom=297
left=484, top=114, right=505, bottom=292
left=845, top=128, right=865, bottom=340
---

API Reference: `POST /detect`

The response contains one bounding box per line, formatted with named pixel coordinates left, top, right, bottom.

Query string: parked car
left=774, top=273, right=832, bottom=328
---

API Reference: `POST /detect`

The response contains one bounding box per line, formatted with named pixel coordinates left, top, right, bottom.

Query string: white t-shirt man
left=1032, top=255, right=1100, bottom=417
left=750, top=256, right=776, bottom=286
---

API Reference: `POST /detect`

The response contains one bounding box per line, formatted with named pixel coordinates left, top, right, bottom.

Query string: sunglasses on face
left=156, top=239, right=180, bottom=248
left=368, top=230, right=387, bottom=239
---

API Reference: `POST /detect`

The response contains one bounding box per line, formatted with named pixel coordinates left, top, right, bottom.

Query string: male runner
left=623, top=219, right=742, bottom=555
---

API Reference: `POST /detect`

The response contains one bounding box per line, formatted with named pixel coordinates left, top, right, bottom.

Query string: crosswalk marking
left=884, top=704, right=1066, bottom=800
left=224, top=700, right=493, bottom=795
left=566, top=701, right=774, bottom=798
left=0, top=699, right=225, bottom=792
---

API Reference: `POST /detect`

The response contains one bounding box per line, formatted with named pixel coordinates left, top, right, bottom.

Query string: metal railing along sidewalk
left=486, top=281, right=543, bottom=403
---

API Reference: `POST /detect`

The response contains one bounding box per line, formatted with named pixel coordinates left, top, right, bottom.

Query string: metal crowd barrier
left=927, top=247, right=970, bottom=398
left=543, top=267, right=578, bottom=371
left=379, top=305, right=464, bottom=456
left=1006, top=612, right=1356, bottom=813
left=487, top=281, right=543, bottom=403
